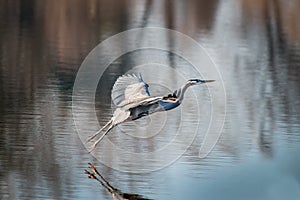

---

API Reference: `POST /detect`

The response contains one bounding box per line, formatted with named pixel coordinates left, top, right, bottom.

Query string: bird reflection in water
left=85, top=163, right=152, bottom=200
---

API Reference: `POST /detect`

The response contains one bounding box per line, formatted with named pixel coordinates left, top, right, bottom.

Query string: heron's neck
left=176, top=82, right=193, bottom=102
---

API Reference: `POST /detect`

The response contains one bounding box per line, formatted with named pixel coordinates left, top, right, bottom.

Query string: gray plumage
left=86, top=74, right=215, bottom=152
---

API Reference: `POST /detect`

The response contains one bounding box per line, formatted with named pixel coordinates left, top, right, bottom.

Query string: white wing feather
left=111, top=74, right=151, bottom=106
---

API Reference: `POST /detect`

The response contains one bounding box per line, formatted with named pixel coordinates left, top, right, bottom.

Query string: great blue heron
left=86, top=74, right=215, bottom=152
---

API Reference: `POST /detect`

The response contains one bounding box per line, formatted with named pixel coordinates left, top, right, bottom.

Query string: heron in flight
left=86, top=74, right=215, bottom=152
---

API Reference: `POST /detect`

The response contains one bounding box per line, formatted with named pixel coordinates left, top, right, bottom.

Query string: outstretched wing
left=111, top=74, right=151, bottom=106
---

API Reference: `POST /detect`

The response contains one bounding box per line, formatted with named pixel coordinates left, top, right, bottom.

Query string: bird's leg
left=88, top=124, right=115, bottom=153
left=86, top=119, right=112, bottom=143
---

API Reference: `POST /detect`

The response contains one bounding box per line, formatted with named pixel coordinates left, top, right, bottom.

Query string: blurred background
left=0, top=0, right=300, bottom=199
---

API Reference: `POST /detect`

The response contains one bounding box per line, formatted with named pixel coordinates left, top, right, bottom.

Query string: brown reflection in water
left=217, top=0, right=300, bottom=158
left=241, top=0, right=300, bottom=44
left=163, top=0, right=219, bottom=35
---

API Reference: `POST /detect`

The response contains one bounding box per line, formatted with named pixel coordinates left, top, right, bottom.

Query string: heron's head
left=188, top=79, right=215, bottom=85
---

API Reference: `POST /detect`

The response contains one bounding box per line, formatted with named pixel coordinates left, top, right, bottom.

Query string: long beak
left=201, top=80, right=215, bottom=84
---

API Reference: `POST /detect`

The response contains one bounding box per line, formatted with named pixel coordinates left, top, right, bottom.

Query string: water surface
left=1, top=0, right=300, bottom=199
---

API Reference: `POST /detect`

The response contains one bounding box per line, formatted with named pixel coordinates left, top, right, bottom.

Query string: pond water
left=1, top=0, right=300, bottom=199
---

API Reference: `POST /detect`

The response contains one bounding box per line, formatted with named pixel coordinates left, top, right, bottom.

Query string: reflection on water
left=0, top=0, right=300, bottom=199
left=85, top=163, right=152, bottom=200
